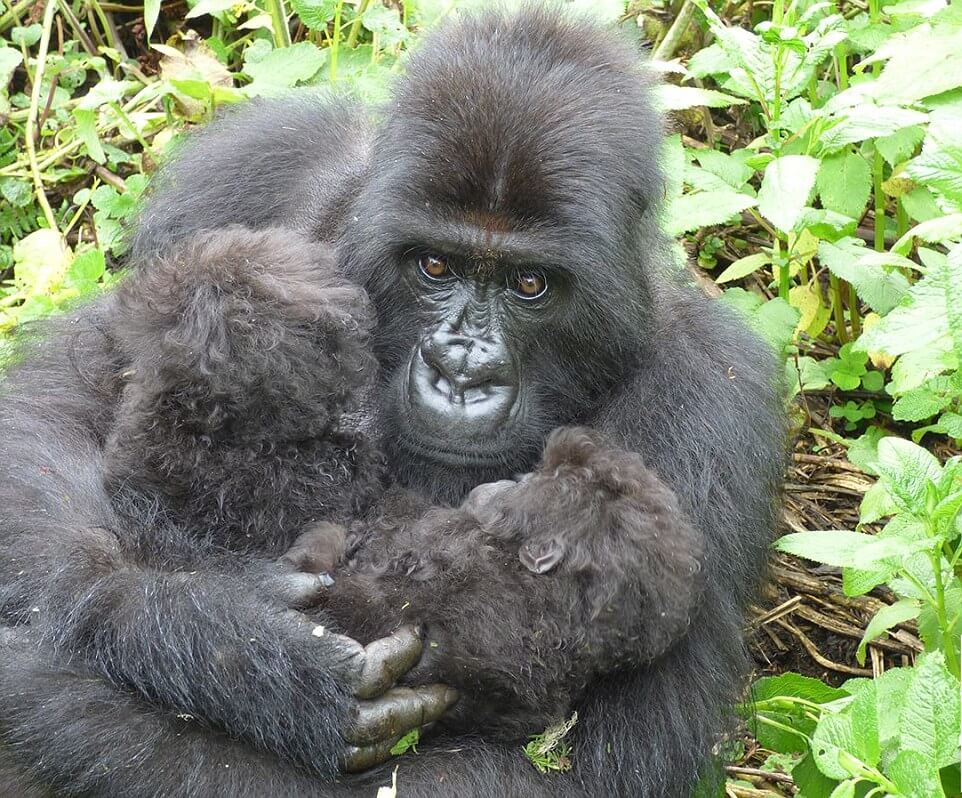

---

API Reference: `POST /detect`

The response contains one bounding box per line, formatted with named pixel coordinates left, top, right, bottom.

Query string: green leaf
left=361, top=4, right=408, bottom=47
left=716, top=252, right=770, bottom=283
left=664, top=190, right=757, bottom=236
left=827, top=781, right=856, bottom=798
left=758, top=155, right=819, bottom=232
left=865, top=24, right=962, bottom=104
left=819, top=104, right=928, bottom=151
left=64, top=249, right=106, bottom=292
left=289, top=0, right=338, bottom=30
left=816, top=152, right=872, bottom=220
left=906, top=147, right=962, bottom=208
left=389, top=727, right=419, bottom=756
left=875, top=437, right=942, bottom=514
left=940, top=411, right=962, bottom=438
left=72, top=108, right=105, bottom=165
left=893, top=214, right=962, bottom=255
left=694, top=149, right=754, bottom=189
left=144, top=0, right=161, bottom=38
left=657, top=84, right=747, bottom=110
left=12, top=229, right=70, bottom=295
left=856, top=599, right=920, bottom=665
left=817, top=239, right=912, bottom=314
left=888, top=750, right=947, bottom=798
left=877, top=125, right=926, bottom=167
left=892, top=381, right=954, bottom=422
left=0, top=47, right=23, bottom=89
left=0, top=177, right=31, bottom=208
left=243, top=42, right=327, bottom=97
left=900, top=652, right=961, bottom=769
left=775, top=530, right=877, bottom=568
left=185, top=0, right=237, bottom=19
left=812, top=690, right=880, bottom=779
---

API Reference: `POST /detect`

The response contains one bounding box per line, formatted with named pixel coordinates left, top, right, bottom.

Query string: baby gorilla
left=283, top=427, right=704, bottom=738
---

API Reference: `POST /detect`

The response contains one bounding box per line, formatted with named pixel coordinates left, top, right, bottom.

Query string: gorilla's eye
left=418, top=254, right=452, bottom=282
left=510, top=271, right=548, bottom=300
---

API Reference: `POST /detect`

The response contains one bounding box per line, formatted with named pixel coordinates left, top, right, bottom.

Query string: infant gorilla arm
left=286, top=427, right=703, bottom=738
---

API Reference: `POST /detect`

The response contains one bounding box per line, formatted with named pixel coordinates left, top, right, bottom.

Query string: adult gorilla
left=0, top=6, right=784, bottom=797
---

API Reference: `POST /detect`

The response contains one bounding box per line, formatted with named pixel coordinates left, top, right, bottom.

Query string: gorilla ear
left=519, top=538, right=565, bottom=574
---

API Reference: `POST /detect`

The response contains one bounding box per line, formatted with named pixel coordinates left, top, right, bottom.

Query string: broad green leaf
left=758, top=155, right=819, bottom=232
left=716, top=252, right=770, bottom=283
left=855, top=273, right=950, bottom=357
left=77, top=78, right=139, bottom=111
left=72, top=108, right=105, bottom=165
left=906, top=147, right=962, bottom=208
left=817, top=239, right=911, bottom=314
left=819, top=104, right=928, bottom=151
left=876, top=125, right=925, bottom=167
left=812, top=694, right=880, bottom=780
left=694, top=149, right=754, bottom=189
left=888, top=750, right=946, bottom=798
left=752, top=672, right=849, bottom=705
left=12, top=229, right=70, bottom=295
left=855, top=599, right=920, bottom=664
left=65, top=250, right=106, bottom=292
left=664, top=190, right=757, bottom=236
left=816, top=152, right=871, bottom=220
left=940, top=411, right=962, bottom=438
left=865, top=24, right=962, bottom=104
left=656, top=85, right=747, bottom=110
left=892, top=213, right=962, bottom=255
left=289, top=0, right=337, bottom=30
left=243, top=43, right=327, bottom=97
left=899, top=652, right=961, bottom=768
left=875, top=437, right=942, bottom=514
left=892, top=379, right=954, bottom=421
left=719, top=289, right=799, bottom=356
left=361, top=3, right=408, bottom=47
left=775, top=530, right=877, bottom=568
left=945, top=243, right=962, bottom=356
left=0, top=47, right=22, bottom=89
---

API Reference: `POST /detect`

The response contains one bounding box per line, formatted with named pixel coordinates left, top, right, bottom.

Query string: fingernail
left=444, top=688, right=460, bottom=705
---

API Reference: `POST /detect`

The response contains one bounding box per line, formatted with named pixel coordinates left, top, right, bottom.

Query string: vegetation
left=1, top=0, right=960, bottom=794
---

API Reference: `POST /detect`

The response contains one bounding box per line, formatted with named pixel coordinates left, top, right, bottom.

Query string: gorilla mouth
left=394, top=428, right=517, bottom=468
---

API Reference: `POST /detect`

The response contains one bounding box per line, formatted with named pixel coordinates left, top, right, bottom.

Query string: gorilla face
left=340, top=10, right=667, bottom=498
left=395, top=248, right=558, bottom=468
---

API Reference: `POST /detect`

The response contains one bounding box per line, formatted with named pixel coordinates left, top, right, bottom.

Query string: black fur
left=289, top=426, right=704, bottom=739
left=0, top=6, right=785, bottom=797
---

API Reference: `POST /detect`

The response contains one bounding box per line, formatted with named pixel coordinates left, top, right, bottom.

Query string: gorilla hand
left=271, top=535, right=459, bottom=772
left=339, top=626, right=459, bottom=772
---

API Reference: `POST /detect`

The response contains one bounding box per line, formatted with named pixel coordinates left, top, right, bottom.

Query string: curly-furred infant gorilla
left=289, top=426, right=703, bottom=739
left=0, top=6, right=785, bottom=798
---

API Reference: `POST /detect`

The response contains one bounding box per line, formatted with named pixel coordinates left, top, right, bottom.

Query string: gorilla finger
left=270, top=572, right=334, bottom=608
left=353, top=625, right=423, bottom=698
left=346, top=685, right=459, bottom=746
left=339, top=738, right=400, bottom=773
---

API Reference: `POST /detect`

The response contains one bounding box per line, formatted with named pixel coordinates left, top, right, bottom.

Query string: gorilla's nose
left=418, top=330, right=513, bottom=404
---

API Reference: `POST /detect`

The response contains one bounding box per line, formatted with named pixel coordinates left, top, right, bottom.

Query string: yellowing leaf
left=12, top=229, right=71, bottom=296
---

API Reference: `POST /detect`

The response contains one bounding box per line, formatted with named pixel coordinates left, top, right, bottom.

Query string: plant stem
left=847, top=283, right=861, bottom=338
left=25, top=0, right=59, bottom=230
left=653, top=0, right=695, bottom=61
left=930, top=551, right=961, bottom=678
left=872, top=149, right=885, bottom=252
left=0, top=0, right=38, bottom=32
left=829, top=273, right=848, bottom=343
left=266, top=0, right=291, bottom=48
left=329, top=0, right=343, bottom=81
left=345, top=0, right=371, bottom=48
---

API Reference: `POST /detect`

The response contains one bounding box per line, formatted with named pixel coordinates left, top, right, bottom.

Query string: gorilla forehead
left=379, top=7, right=663, bottom=230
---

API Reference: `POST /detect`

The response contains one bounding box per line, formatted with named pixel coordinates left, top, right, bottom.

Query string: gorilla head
left=341, top=9, right=667, bottom=498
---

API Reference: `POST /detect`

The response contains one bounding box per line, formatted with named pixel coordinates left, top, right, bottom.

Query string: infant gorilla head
left=284, top=427, right=703, bottom=736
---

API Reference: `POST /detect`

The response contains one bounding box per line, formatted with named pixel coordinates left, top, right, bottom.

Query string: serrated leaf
left=893, top=213, right=962, bottom=255
left=657, top=84, right=747, bottom=110
left=758, top=155, right=819, bottom=232
left=243, top=42, right=327, bottom=97
left=816, top=152, right=871, bottom=220
left=775, top=530, right=877, bottom=568
left=892, top=381, right=953, bottom=421
left=875, top=437, right=942, bottom=514
left=906, top=147, right=962, bottom=207
left=817, top=239, right=911, bottom=314
left=899, top=652, right=961, bottom=768
left=819, top=104, right=929, bottom=151
left=12, top=229, right=70, bottom=295
left=876, top=125, right=926, bottom=167
left=888, top=749, right=946, bottom=798
left=694, top=149, right=754, bottom=189
left=289, top=0, right=337, bottom=30
left=866, top=25, right=962, bottom=104
left=855, top=599, right=920, bottom=665
left=361, top=4, right=408, bottom=47
left=664, top=190, right=757, bottom=236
